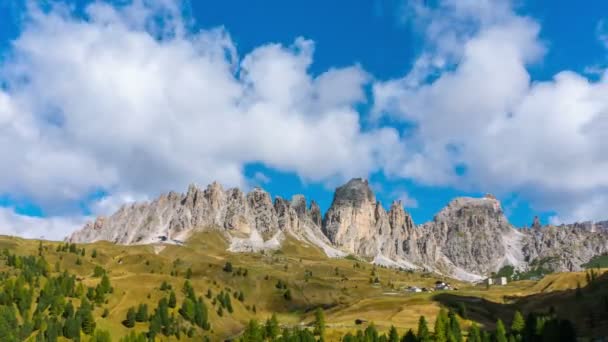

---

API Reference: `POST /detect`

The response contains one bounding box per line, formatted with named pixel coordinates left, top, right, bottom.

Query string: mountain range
left=68, top=178, right=608, bottom=281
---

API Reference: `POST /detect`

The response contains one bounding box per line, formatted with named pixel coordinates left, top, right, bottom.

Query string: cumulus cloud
left=0, top=207, right=89, bottom=240
left=374, top=0, right=608, bottom=223
left=0, top=0, right=404, bottom=233
left=393, top=190, right=419, bottom=209
left=2, top=0, right=608, bottom=240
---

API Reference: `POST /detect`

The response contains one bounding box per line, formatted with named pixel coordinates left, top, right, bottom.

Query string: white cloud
left=374, top=0, right=608, bottom=223
left=252, top=172, right=270, bottom=185
left=2, top=0, right=607, bottom=240
left=597, top=19, right=608, bottom=49
left=0, top=1, right=404, bottom=224
left=0, top=207, right=89, bottom=241
left=393, top=190, right=419, bottom=209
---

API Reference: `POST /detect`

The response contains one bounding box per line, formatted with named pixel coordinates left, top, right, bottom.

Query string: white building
left=485, top=276, right=508, bottom=286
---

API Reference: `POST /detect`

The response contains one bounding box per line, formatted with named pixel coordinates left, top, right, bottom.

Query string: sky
left=1, top=0, right=608, bottom=240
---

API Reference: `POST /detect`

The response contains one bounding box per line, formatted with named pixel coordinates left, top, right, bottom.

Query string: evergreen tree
left=575, top=282, right=583, bottom=299
left=123, top=307, right=136, bottom=328
left=468, top=323, right=482, bottom=342
left=135, top=304, right=148, bottom=322
left=417, top=316, right=431, bottom=342
left=194, top=297, right=210, bottom=330
left=240, top=319, right=263, bottom=341
left=186, top=267, right=192, bottom=279
left=434, top=309, right=449, bottom=342
left=511, top=310, right=525, bottom=335
left=99, top=274, right=111, bottom=293
left=495, top=319, right=508, bottom=342
left=80, top=306, right=96, bottom=335
left=558, top=319, right=576, bottom=341
left=265, top=313, right=280, bottom=340
left=314, top=307, right=326, bottom=338
left=401, top=329, right=416, bottom=342
left=364, top=323, right=379, bottom=341
left=457, top=302, right=468, bottom=319
left=283, top=289, right=292, bottom=301
left=180, top=298, right=195, bottom=321
left=388, top=325, right=399, bottom=342
left=63, top=301, right=74, bottom=319
left=168, top=290, right=177, bottom=308
left=448, top=310, right=462, bottom=342
left=63, top=316, right=81, bottom=340
left=89, top=329, right=111, bottom=342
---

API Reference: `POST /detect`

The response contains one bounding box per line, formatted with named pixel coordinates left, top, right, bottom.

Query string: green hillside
left=0, top=231, right=603, bottom=341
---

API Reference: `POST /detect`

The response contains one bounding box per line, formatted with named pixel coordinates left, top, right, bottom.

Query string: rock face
left=411, top=196, right=526, bottom=280
left=322, top=178, right=417, bottom=266
left=521, top=223, right=608, bottom=272
left=69, top=182, right=338, bottom=255
left=69, top=178, right=608, bottom=281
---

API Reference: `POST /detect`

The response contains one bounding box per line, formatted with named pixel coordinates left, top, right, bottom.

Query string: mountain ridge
left=68, top=178, right=608, bottom=281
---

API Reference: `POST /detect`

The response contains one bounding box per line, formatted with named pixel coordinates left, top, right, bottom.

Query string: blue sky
left=1, top=0, right=608, bottom=239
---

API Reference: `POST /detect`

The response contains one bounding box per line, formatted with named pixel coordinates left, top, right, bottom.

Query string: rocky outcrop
left=410, top=196, right=526, bottom=279
left=69, top=178, right=608, bottom=281
left=521, top=223, right=608, bottom=272
left=322, top=178, right=417, bottom=264
left=69, top=183, right=333, bottom=253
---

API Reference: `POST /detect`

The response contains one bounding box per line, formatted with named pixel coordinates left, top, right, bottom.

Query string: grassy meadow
left=0, top=231, right=606, bottom=341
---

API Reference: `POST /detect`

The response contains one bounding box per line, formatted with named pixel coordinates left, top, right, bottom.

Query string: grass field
left=1, top=230, right=607, bottom=340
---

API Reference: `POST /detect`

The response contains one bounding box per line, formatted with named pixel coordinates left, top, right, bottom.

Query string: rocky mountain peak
left=68, top=178, right=608, bottom=281
left=332, top=178, right=375, bottom=207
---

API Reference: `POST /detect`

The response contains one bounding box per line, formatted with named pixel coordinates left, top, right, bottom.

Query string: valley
left=1, top=231, right=607, bottom=340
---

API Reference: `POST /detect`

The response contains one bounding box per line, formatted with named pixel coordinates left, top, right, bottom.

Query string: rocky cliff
left=69, top=178, right=608, bottom=281
left=69, top=182, right=341, bottom=255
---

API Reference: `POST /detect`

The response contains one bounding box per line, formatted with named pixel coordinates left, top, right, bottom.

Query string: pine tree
left=89, top=329, right=111, bottom=342
left=511, top=310, right=525, bottom=335
left=576, top=282, right=583, bottom=299
left=265, top=313, right=280, bottom=340
left=63, top=316, right=81, bottom=339
left=495, top=319, right=508, bottom=342
left=123, top=307, right=136, bottom=328
left=168, top=290, right=177, bottom=308
left=457, top=302, right=467, bottom=319
left=80, top=307, right=96, bottom=335
left=402, top=329, right=417, bottom=342
left=434, top=309, right=449, bottom=342
left=194, top=297, right=209, bottom=330
left=63, top=301, right=74, bottom=319
left=186, top=267, right=192, bottom=279
left=314, top=307, right=326, bottom=338
left=180, top=298, right=195, bottom=321
left=448, top=310, right=462, bottom=342
left=417, top=316, right=431, bottom=342
left=135, top=304, right=148, bottom=322
left=100, top=274, right=111, bottom=293
left=91, top=249, right=97, bottom=258
left=388, top=325, right=399, bottom=342
left=241, top=319, right=263, bottom=341
left=467, top=323, right=481, bottom=342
